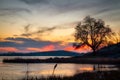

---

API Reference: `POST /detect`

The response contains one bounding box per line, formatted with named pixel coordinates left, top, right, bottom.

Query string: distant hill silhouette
left=0, top=50, right=82, bottom=56
left=83, top=43, right=120, bottom=58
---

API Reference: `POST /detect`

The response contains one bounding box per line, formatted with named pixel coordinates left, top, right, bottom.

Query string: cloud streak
left=21, top=25, right=57, bottom=37
left=20, top=22, right=76, bottom=37
left=26, top=45, right=55, bottom=52
left=1, top=37, right=60, bottom=48
left=0, top=8, right=31, bottom=16
left=20, top=0, right=49, bottom=5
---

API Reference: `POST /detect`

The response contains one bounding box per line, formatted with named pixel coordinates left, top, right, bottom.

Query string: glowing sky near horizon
left=0, top=0, right=120, bottom=53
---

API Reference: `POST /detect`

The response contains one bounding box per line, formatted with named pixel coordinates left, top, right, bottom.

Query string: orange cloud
left=26, top=48, right=41, bottom=52
left=0, top=45, right=91, bottom=53
left=64, top=45, right=91, bottom=53
left=41, top=45, right=55, bottom=51
left=27, top=45, right=55, bottom=52
left=0, top=47, right=19, bottom=52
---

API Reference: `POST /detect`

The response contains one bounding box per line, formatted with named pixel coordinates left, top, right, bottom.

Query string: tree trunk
left=92, top=48, right=96, bottom=56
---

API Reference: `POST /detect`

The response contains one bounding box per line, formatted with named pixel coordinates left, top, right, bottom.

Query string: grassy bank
left=22, top=70, right=120, bottom=80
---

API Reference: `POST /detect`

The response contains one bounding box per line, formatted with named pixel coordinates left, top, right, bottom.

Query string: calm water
left=0, top=56, right=119, bottom=80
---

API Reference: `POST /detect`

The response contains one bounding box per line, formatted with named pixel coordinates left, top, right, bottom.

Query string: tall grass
left=22, top=70, right=120, bottom=80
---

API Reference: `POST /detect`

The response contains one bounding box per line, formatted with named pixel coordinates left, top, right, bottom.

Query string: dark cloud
left=24, top=24, right=30, bottom=33
left=94, top=7, right=120, bottom=16
left=0, top=8, right=30, bottom=13
left=0, top=37, right=60, bottom=48
left=20, top=23, right=76, bottom=37
left=20, top=0, right=49, bottom=4
left=88, top=0, right=120, bottom=16
left=46, top=0, right=105, bottom=14
left=0, top=0, right=120, bottom=21
left=36, top=27, right=57, bottom=33
left=0, top=41, right=18, bottom=47
left=100, top=0, right=120, bottom=6
left=20, top=24, right=31, bottom=37
left=20, top=26, right=57, bottom=37
left=46, top=0, right=120, bottom=17
left=0, top=8, right=31, bottom=16
left=21, top=33, right=32, bottom=37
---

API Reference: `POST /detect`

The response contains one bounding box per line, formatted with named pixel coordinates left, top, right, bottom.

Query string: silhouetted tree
left=108, top=30, right=120, bottom=44
left=74, top=16, right=112, bottom=54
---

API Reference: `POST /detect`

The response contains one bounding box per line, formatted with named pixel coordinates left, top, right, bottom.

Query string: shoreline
left=3, top=57, right=120, bottom=64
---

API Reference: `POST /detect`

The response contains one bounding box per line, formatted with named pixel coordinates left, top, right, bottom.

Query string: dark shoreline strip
left=3, top=58, right=120, bottom=64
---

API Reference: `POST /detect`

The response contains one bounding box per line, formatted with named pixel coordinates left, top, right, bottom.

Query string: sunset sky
left=0, top=0, right=120, bottom=53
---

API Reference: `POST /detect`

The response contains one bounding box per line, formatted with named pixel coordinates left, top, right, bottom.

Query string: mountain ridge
left=0, top=50, right=82, bottom=56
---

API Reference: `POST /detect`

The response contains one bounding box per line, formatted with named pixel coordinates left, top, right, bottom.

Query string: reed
left=22, top=70, right=120, bottom=80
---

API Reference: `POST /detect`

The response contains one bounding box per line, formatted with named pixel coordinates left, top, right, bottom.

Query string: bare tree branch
left=74, top=16, right=112, bottom=54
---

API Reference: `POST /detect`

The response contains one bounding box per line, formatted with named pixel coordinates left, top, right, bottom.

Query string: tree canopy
left=74, top=16, right=112, bottom=53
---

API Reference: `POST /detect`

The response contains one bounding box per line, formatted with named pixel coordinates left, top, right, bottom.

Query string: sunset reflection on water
left=0, top=57, right=119, bottom=80
left=28, top=65, right=94, bottom=77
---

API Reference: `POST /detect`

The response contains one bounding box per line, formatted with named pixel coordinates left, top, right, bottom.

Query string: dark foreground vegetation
left=22, top=70, right=120, bottom=80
